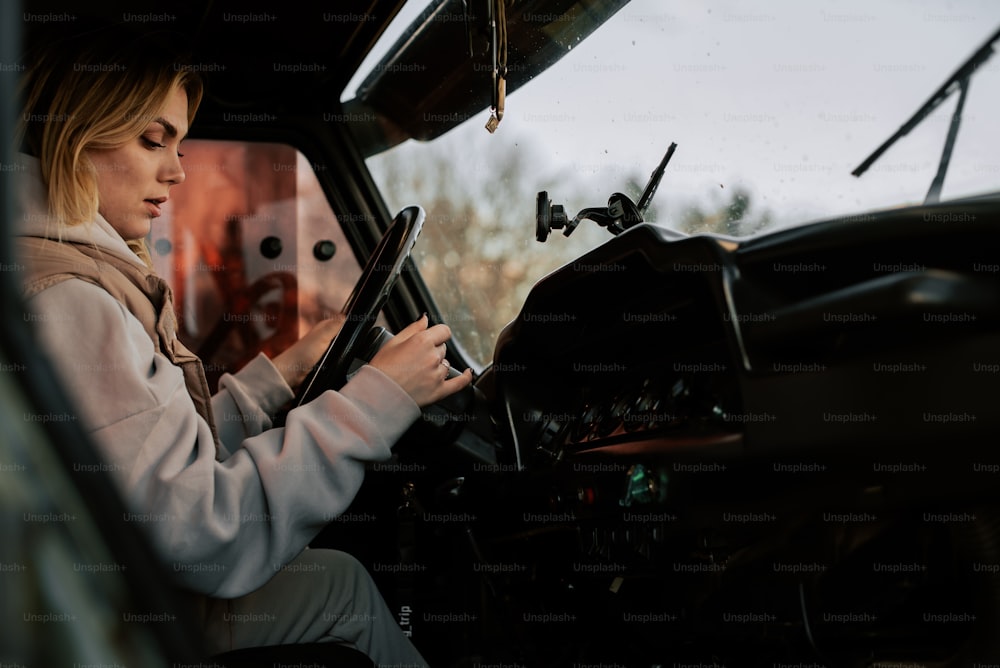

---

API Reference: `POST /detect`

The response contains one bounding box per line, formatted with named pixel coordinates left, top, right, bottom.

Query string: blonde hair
left=20, top=26, right=203, bottom=249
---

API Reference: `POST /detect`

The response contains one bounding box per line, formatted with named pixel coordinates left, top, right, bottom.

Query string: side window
left=149, top=141, right=362, bottom=388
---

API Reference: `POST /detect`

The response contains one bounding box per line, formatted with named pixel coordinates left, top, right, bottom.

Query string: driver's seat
left=210, top=642, right=375, bottom=667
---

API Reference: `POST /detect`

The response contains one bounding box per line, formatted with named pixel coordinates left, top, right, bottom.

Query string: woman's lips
left=144, top=199, right=163, bottom=217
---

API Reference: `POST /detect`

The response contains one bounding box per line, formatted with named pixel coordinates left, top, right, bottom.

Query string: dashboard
left=491, top=199, right=1000, bottom=474
left=492, top=225, right=743, bottom=470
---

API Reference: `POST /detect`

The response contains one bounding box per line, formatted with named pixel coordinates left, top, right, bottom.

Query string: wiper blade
left=923, top=75, right=970, bottom=204
left=851, top=24, right=1000, bottom=179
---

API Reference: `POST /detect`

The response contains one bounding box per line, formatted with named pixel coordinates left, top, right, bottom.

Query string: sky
left=347, top=0, right=1000, bottom=234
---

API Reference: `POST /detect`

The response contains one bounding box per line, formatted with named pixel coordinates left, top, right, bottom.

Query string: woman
left=16, top=26, right=470, bottom=665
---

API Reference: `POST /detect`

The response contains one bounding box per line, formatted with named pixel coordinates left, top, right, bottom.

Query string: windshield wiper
left=852, top=24, right=1000, bottom=204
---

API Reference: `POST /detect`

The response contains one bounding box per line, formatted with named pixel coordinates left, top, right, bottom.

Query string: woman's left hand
left=271, top=314, right=346, bottom=390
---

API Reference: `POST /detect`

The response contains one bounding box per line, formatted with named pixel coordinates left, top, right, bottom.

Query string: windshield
left=349, top=0, right=1000, bottom=364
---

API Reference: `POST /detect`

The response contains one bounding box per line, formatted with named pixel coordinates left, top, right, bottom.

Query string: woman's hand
left=369, top=314, right=473, bottom=407
left=271, top=314, right=346, bottom=390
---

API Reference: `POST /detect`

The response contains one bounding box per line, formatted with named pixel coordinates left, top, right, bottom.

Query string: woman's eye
left=142, top=137, right=166, bottom=149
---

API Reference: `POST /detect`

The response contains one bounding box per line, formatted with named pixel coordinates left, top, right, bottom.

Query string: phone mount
left=536, top=191, right=643, bottom=241
left=536, top=142, right=676, bottom=242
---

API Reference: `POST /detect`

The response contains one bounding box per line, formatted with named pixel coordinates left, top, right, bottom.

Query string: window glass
left=149, top=141, right=363, bottom=388
left=354, top=0, right=1000, bottom=365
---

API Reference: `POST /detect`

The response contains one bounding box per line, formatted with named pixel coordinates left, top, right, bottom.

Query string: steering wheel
left=294, top=206, right=425, bottom=407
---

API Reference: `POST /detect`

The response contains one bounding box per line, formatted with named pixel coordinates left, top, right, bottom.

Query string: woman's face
left=87, top=85, right=189, bottom=242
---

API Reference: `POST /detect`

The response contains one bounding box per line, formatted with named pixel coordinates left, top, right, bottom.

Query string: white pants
left=198, top=549, right=428, bottom=667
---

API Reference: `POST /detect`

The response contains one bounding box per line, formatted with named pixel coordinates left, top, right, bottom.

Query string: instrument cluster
left=527, top=360, right=741, bottom=464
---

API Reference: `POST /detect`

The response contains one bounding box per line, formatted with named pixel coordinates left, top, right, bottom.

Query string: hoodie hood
left=12, top=152, right=148, bottom=269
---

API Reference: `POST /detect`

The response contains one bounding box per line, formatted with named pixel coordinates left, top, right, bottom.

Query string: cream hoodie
left=13, top=153, right=421, bottom=598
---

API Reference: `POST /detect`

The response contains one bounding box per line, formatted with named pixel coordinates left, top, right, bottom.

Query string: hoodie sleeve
left=210, top=353, right=294, bottom=458
left=26, top=279, right=421, bottom=598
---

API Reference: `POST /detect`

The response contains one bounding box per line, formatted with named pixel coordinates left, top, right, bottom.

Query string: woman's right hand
left=368, top=314, right=473, bottom=407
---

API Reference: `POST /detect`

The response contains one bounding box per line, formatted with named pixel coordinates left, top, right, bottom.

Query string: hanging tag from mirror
left=485, top=76, right=505, bottom=133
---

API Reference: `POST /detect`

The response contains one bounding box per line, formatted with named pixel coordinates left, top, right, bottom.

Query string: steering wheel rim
left=295, top=205, right=425, bottom=406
